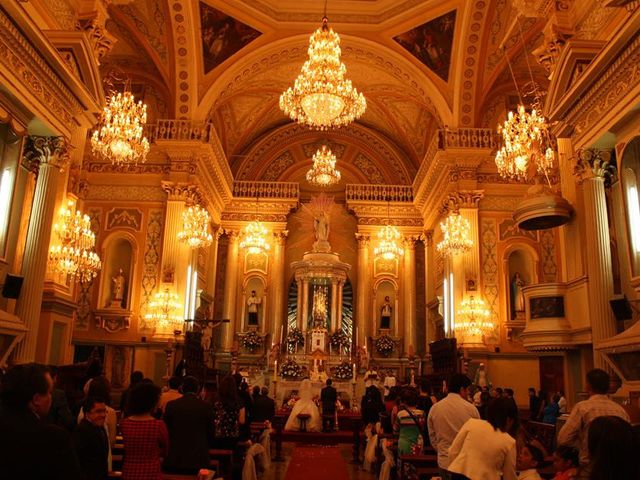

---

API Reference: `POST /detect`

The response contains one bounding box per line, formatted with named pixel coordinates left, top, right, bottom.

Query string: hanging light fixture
left=455, top=295, right=494, bottom=340
left=177, top=204, right=213, bottom=249
left=279, top=2, right=366, bottom=129
left=91, top=82, right=150, bottom=165
left=145, top=287, right=183, bottom=331
left=374, top=200, right=404, bottom=261
left=240, top=197, right=270, bottom=255
left=436, top=212, right=473, bottom=257
left=306, top=145, right=341, bottom=187
left=48, top=199, right=102, bottom=283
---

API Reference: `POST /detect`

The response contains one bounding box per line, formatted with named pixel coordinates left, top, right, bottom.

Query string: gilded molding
left=574, top=149, right=617, bottom=187
left=160, top=181, right=202, bottom=203
left=23, top=136, right=72, bottom=172
left=441, top=190, right=485, bottom=213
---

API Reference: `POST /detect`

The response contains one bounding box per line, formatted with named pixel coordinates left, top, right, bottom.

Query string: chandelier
left=307, top=145, right=341, bottom=187
left=145, top=287, right=183, bottom=331
left=240, top=220, right=271, bottom=255
left=91, top=90, right=150, bottom=165
left=455, top=296, right=494, bottom=339
left=177, top=205, right=213, bottom=249
left=495, top=104, right=555, bottom=181
left=279, top=15, right=366, bottom=129
left=374, top=201, right=404, bottom=261
left=436, top=212, right=473, bottom=257
left=48, top=200, right=102, bottom=283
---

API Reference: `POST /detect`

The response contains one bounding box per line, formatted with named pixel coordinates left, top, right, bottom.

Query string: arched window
left=621, top=137, right=640, bottom=277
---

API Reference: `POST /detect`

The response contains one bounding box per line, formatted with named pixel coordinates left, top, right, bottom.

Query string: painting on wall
left=199, top=2, right=261, bottom=74
left=393, top=10, right=456, bottom=81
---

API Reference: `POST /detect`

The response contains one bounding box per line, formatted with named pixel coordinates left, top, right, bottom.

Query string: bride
left=284, top=379, right=322, bottom=432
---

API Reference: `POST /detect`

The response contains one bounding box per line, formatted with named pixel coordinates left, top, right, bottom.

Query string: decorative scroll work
left=140, top=209, right=163, bottom=328
left=75, top=208, right=102, bottom=330
left=481, top=218, right=499, bottom=326
left=540, top=230, right=558, bottom=282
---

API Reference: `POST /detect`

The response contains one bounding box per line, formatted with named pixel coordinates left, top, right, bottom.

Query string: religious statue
left=311, top=286, right=328, bottom=328
left=511, top=272, right=526, bottom=318
left=473, top=362, right=490, bottom=389
left=111, top=268, right=125, bottom=306
left=247, top=290, right=261, bottom=325
left=314, top=211, right=330, bottom=243
left=357, top=345, right=369, bottom=370
left=380, top=296, right=392, bottom=329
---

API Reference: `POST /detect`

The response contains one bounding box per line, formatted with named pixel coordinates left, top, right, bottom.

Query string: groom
left=320, top=379, right=337, bottom=432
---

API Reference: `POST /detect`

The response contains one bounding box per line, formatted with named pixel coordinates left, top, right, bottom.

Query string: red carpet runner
left=284, top=445, right=350, bottom=480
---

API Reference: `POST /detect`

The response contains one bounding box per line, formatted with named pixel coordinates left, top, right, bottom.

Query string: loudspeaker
left=610, top=296, right=633, bottom=321
left=2, top=274, right=24, bottom=299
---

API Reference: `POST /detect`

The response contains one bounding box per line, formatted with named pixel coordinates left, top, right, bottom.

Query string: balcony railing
left=143, top=120, right=215, bottom=143
left=345, top=184, right=414, bottom=202
left=439, top=128, right=496, bottom=149
left=232, top=180, right=300, bottom=199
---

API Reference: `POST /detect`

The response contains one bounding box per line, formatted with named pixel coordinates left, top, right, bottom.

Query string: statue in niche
left=380, top=296, right=392, bottom=329
left=304, top=194, right=334, bottom=253
left=314, top=211, right=330, bottom=243
left=511, top=272, right=526, bottom=319
left=111, top=268, right=126, bottom=307
left=247, top=290, right=261, bottom=325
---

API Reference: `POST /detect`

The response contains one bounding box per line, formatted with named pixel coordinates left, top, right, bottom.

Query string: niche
left=100, top=236, right=135, bottom=310
left=507, top=248, right=536, bottom=320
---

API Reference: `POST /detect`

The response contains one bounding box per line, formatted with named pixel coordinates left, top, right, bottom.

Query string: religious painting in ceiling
left=199, top=2, right=261, bottom=74
left=394, top=10, right=456, bottom=81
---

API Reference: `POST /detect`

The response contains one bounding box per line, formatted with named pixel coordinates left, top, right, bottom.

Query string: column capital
left=355, top=233, right=370, bottom=247
left=441, top=189, right=484, bottom=213
left=403, top=237, right=417, bottom=250
left=273, top=230, right=289, bottom=245
left=422, top=229, right=434, bottom=246
left=574, top=149, right=617, bottom=187
left=161, top=181, right=201, bottom=202
left=23, top=136, right=72, bottom=173
left=223, top=228, right=241, bottom=239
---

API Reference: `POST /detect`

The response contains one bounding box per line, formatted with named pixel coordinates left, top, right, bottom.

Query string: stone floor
left=261, top=442, right=377, bottom=480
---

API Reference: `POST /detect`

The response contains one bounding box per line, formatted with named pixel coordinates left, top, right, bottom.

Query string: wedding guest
left=79, top=376, right=118, bottom=456
left=557, top=391, right=567, bottom=414
left=253, top=387, right=275, bottom=423
left=158, top=376, right=182, bottom=415
left=587, top=415, right=639, bottom=480
left=46, top=365, right=75, bottom=431
left=517, top=443, right=544, bottom=480
left=417, top=379, right=434, bottom=418
left=528, top=388, right=540, bottom=419
left=536, top=390, right=548, bottom=421
left=361, top=385, right=385, bottom=427
left=120, top=370, right=144, bottom=416
left=447, top=397, right=518, bottom=480
left=477, top=391, right=492, bottom=420
left=120, top=382, right=168, bottom=480
left=394, top=387, right=425, bottom=455
left=542, top=394, right=561, bottom=425
left=72, top=397, right=109, bottom=480
left=320, top=378, right=338, bottom=432
left=213, top=375, right=245, bottom=450
left=552, top=446, right=579, bottom=480
left=0, top=363, right=82, bottom=480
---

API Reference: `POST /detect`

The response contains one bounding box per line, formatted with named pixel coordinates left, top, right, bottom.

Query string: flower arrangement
left=374, top=334, right=395, bottom=357
left=329, top=330, right=350, bottom=349
left=280, top=359, right=303, bottom=379
left=333, top=361, right=353, bottom=380
left=240, top=331, right=263, bottom=352
left=286, top=328, right=305, bottom=352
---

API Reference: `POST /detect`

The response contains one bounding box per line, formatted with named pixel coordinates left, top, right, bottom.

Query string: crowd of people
left=0, top=363, right=276, bottom=480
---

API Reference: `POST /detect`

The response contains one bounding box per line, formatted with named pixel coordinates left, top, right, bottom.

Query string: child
left=552, top=446, right=579, bottom=480
left=517, top=443, right=545, bottom=480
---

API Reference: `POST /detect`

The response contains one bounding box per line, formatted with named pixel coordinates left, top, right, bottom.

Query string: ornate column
left=403, top=237, right=417, bottom=355
left=221, top=230, right=240, bottom=350
left=355, top=233, right=370, bottom=347
left=301, top=279, right=310, bottom=332
left=330, top=278, right=338, bottom=332
left=13, top=137, right=70, bottom=363
left=574, top=150, right=617, bottom=370
left=296, top=278, right=303, bottom=329
left=423, top=230, right=435, bottom=344
left=271, top=231, right=287, bottom=344
left=336, top=279, right=344, bottom=332
left=205, top=226, right=221, bottom=298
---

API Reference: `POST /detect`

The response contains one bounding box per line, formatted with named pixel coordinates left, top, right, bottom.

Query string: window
left=0, top=123, right=21, bottom=258
left=621, top=137, right=640, bottom=277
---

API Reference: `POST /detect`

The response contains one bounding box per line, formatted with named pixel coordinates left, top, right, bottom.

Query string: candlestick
left=273, top=360, right=278, bottom=381
left=280, top=325, right=284, bottom=345
left=352, top=362, right=356, bottom=381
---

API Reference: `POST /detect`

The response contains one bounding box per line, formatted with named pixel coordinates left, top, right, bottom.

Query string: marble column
left=330, top=279, right=338, bottom=332
left=336, top=279, right=344, bottom=331
left=221, top=230, right=240, bottom=350
left=205, top=226, right=220, bottom=299
left=13, top=136, right=70, bottom=363
left=403, top=237, right=417, bottom=355
left=271, top=231, right=287, bottom=345
left=301, top=279, right=310, bottom=332
left=355, top=233, right=370, bottom=347
left=574, top=150, right=617, bottom=370
left=423, top=230, right=435, bottom=344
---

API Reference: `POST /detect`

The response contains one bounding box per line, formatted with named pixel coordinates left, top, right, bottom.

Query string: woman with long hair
left=588, top=415, right=639, bottom=480
left=361, top=385, right=385, bottom=427
left=212, top=375, right=245, bottom=450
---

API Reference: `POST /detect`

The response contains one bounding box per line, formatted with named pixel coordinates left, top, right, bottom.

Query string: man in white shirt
left=557, top=390, right=567, bottom=414
left=427, top=373, right=479, bottom=477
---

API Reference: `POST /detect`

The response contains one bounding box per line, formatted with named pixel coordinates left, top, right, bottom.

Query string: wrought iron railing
left=345, top=184, right=414, bottom=202
left=232, top=180, right=300, bottom=199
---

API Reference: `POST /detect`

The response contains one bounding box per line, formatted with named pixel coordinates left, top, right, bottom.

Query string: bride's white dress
left=284, top=379, right=322, bottom=432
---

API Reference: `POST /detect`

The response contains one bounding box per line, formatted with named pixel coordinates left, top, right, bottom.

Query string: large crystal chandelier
left=455, top=296, right=494, bottom=339
left=436, top=212, right=473, bottom=257
left=279, top=15, right=366, bottom=130
left=240, top=221, right=271, bottom=255
left=91, top=90, right=150, bottom=165
left=374, top=201, right=404, bottom=261
left=495, top=104, right=555, bottom=181
left=145, top=287, right=183, bottom=331
left=306, top=145, right=341, bottom=187
left=177, top=205, right=213, bottom=249
left=48, top=200, right=102, bottom=283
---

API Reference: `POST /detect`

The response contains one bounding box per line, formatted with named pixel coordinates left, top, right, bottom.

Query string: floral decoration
left=333, top=361, right=353, bottom=380
left=286, top=328, right=305, bottom=352
left=329, top=330, right=350, bottom=349
left=241, top=331, right=263, bottom=352
left=374, top=334, right=395, bottom=357
left=280, top=359, right=303, bottom=379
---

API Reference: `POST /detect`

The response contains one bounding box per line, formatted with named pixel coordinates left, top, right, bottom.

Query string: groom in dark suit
left=320, top=379, right=338, bottom=432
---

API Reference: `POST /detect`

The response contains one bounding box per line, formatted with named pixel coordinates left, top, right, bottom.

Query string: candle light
left=352, top=362, right=356, bottom=381
left=273, top=360, right=278, bottom=381
left=280, top=325, right=284, bottom=345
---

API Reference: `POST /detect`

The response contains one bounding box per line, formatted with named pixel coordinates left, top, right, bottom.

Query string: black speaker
left=610, top=296, right=633, bottom=321
left=2, top=274, right=23, bottom=299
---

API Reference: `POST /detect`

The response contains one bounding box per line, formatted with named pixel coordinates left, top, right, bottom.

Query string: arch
left=98, top=231, right=140, bottom=311
left=241, top=274, right=267, bottom=332
left=372, top=278, right=398, bottom=336
left=501, top=241, right=540, bottom=323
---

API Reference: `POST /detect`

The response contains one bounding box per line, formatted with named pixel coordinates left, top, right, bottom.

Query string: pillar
left=574, top=150, right=617, bottom=370
left=221, top=230, right=239, bottom=350
left=13, top=136, right=70, bottom=363
left=403, top=237, right=417, bottom=355
left=205, top=226, right=220, bottom=299
left=296, top=277, right=303, bottom=329
left=423, top=230, right=435, bottom=344
left=330, top=279, right=338, bottom=332
left=355, top=233, right=370, bottom=347
left=271, top=231, right=287, bottom=344
left=336, top=279, right=344, bottom=332
left=301, top=279, right=310, bottom=332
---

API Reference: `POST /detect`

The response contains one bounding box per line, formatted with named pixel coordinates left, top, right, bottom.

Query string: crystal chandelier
left=48, top=200, right=102, bottom=283
left=145, top=287, right=183, bottom=331
left=306, top=145, right=341, bottom=187
left=177, top=205, right=213, bottom=249
left=279, top=15, right=366, bottom=129
left=240, top=220, right=271, bottom=255
left=495, top=104, right=555, bottom=181
left=455, top=295, right=494, bottom=338
left=374, top=201, right=404, bottom=261
left=436, top=212, right=473, bottom=257
left=91, top=90, right=150, bottom=165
